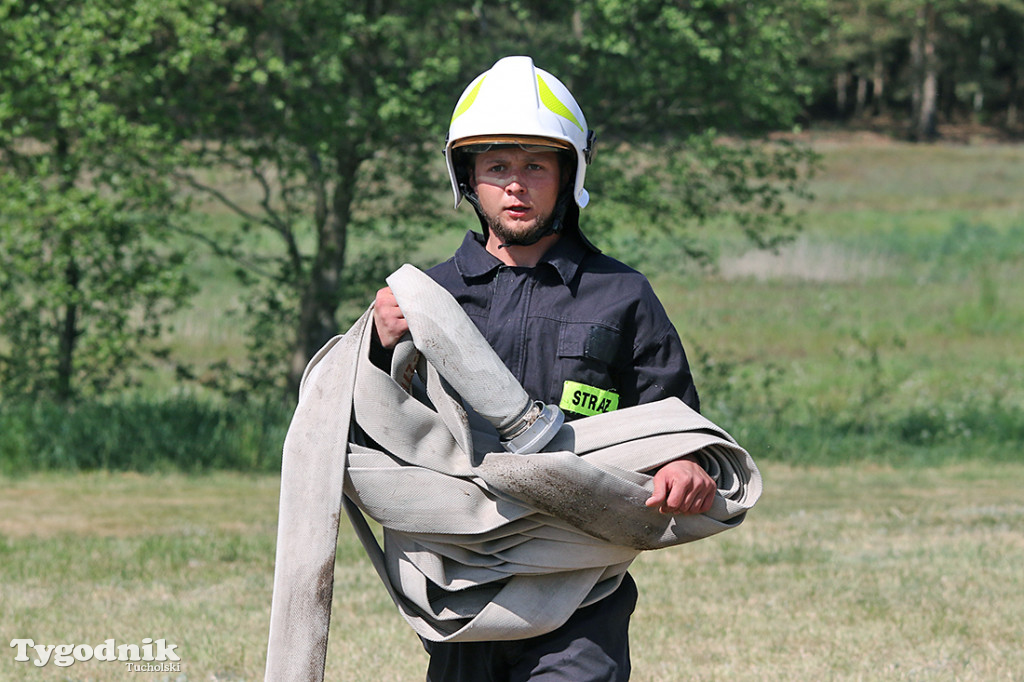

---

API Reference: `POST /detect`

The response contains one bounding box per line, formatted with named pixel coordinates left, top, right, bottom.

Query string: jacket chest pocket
left=554, top=323, right=623, bottom=416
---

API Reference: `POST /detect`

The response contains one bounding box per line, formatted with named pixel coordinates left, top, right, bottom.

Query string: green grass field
left=2, top=462, right=1022, bottom=681
left=2, top=136, right=1023, bottom=680
left=657, top=135, right=1024, bottom=467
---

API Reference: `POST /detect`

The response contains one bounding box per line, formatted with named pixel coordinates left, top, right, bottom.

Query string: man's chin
left=488, top=217, right=552, bottom=247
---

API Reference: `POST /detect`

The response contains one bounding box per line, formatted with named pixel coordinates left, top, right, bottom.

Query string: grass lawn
left=2, top=462, right=1022, bottom=681
left=649, top=136, right=1024, bottom=466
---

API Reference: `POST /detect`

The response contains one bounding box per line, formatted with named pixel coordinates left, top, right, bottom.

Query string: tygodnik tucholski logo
left=10, top=638, right=181, bottom=671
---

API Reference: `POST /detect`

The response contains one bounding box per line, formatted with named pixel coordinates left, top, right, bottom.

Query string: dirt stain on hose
left=481, top=457, right=665, bottom=550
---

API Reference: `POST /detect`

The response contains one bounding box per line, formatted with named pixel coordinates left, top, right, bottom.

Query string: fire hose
left=264, top=264, right=762, bottom=681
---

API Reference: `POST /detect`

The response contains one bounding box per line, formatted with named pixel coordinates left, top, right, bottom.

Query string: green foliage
left=0, top=173, right=194, bottom=400
left=143, top=0, right=476, bottom=395
left=813, top=0, right=1024, bottom=128
left=572, top=0, right=830, bottom=135
left=894, top=396, right=1024, bottom=447
left=0, top=0, right=197, bottom=401
left=586, top=133, right=819, bottom=265
left=0, top=397, right=288, bottom=474
left=136, top=0, right=826, bottom=398
left=696, top=338, right=1024, bottom=467
left=0, top=0, right=828, bottom=402
left=12, top=0, right=1019, bottom=412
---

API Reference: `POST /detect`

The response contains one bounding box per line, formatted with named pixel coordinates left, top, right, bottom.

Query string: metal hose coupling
left=497, top=400, right=565, bottom=454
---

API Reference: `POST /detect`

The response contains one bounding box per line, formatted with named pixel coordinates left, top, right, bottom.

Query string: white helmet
left=445, top=56, right=596, bottom=210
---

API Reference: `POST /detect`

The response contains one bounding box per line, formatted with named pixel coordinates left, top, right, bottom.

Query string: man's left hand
left=645, top=457, right=716, bottom=515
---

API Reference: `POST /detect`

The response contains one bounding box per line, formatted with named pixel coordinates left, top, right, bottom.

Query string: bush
left=694, top=343, right=1024, bottom=467
left=0, top=397, right=291, bottom=475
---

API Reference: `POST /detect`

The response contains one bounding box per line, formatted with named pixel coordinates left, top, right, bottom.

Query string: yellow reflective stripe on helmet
left=450, top=76, right=486, bottom=123
left=537, top=75, right=584, bottom=132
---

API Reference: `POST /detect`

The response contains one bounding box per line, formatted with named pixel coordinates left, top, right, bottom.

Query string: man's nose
left=504, top=175, right=525, bottom=193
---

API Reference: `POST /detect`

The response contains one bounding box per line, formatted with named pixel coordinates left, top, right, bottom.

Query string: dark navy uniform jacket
left=426, top=229, right=699, bottom=419
left=420, top=225, right=695, bottom=679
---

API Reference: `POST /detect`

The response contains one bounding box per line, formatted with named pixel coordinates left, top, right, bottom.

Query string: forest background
left=1, top=0, right=1022, bottom=468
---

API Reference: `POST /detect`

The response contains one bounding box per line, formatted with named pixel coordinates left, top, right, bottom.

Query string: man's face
left=471, top=147, right=563, bottom=245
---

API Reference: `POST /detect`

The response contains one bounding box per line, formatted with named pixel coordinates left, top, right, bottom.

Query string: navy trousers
left=423, top=573, right=638, bottom=682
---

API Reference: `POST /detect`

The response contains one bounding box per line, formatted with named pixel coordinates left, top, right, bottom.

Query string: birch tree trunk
left=910, top=2, right=939, bottom=141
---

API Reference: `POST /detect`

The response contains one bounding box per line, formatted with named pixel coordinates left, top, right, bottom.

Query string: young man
left=372, top=56, right=714, bottom=681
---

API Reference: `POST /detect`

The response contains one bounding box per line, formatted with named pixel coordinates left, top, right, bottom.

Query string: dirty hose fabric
left=264, top=265, right=762, bottom=682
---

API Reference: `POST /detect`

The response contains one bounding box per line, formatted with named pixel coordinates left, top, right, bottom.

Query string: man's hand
left=372, top=286, right=409, bottom=349
left=645, top=457, right=716, bottom=515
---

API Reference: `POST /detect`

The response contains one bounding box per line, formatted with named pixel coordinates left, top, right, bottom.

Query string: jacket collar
left=454, top=202, right=599, bottom=285
left=453, top=228, right=591, bottom=286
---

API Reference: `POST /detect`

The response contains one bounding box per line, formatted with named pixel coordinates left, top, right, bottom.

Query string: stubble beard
left=484, top=209, right=555, bottom=247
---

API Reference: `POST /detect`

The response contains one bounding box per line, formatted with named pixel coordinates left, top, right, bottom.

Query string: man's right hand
left=372, top=286, right=409, bottom=349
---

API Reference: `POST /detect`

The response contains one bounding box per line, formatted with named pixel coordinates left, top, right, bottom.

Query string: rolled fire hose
left=265, top=264, right=762, bottom=682
left=386, top=263, right=564, bottom=454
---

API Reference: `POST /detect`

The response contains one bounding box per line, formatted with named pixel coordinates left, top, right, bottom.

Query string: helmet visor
left=452, top=135, right=572, bottom=155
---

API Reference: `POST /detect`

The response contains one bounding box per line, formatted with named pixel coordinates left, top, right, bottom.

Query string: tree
left=0, top=0, right=829, bottom=403
left=943, top=0, right=1024, bottom=128
left=147, top=0, right=483, bottom=396
left=569, top=0, right=828, bottom=135
left=907, top=1, right=941, bottom=140
left=553, top=0, right=827, bottom=256
left=814, top=0, right=1024, bottom=135
left=822, top=0, right=905, bottom=118
left=116, top=0, right=824, bottom=399
left=0, top=0, right=197, bottom=402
